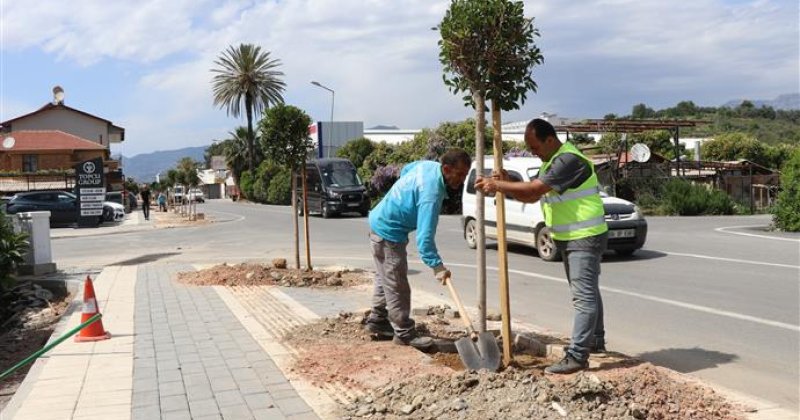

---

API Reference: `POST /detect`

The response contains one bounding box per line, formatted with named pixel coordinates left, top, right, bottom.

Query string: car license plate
left=347, top=203, right=360, bottom=207
left=609, top=229, right=635, bottom=238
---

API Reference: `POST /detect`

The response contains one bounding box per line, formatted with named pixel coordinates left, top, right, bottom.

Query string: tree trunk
left=491, top=100, right=512, bottom=366
left=291, top=171, right=300, bottom=269
left=245, top=96, right=255, bottom=174
left=474, top=92, right=488, bottom=333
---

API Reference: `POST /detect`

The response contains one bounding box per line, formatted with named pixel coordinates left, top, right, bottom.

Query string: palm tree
left=211, top=43, right=285, bottom=173
left=222, top=127, right=252, bottom=187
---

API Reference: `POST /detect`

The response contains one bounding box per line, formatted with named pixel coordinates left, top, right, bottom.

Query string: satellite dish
left=631, top=143, right=651, bottom=163
left=2, top=137, right=15, bottom=149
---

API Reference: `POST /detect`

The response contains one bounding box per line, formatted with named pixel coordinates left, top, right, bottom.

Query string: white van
left=461, top=157, right=647, bottom=261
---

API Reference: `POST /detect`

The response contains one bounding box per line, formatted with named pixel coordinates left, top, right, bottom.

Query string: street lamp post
left=310, top=81, right=335, bottom=157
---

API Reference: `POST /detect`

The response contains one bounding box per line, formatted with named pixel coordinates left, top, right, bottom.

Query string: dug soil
left=285, top=311, right=747, bottom=420
left=177, top=261, right=371, bottom=288
left=0, top=283, right=71, bottom=411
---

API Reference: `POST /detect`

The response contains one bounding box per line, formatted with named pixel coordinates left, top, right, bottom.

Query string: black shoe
left=393, top=332, right=434, bottom=350
left=545, top=354, right=588, bottom=374
left=365, top=320, right=394, bottom=338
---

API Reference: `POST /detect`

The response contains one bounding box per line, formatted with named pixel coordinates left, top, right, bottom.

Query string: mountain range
left=121, top=146, right=206, bottom=182
left=722, top=93, right=799, bottom=110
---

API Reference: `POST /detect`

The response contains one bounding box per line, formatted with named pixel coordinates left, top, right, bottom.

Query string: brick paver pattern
left=132, top=265, right=318, bottom=420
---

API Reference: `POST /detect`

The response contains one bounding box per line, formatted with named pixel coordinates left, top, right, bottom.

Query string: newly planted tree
left=212, top=44, right=285, bottom=175
left=260, top=105, right=314, bottom=269
left=439, top=0, right=543, bottom=363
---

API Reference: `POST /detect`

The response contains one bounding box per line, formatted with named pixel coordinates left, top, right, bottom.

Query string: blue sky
left=1, top=0, right=798, bottom=157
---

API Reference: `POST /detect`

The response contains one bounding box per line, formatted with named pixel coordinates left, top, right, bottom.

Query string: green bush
left=336, top=137, right=374, bottom=168
left=266, top=170, right=292, bottom=205
left=0, top=213, right=29, bottom=290
left=239, top=170, right=254, bottom=200
left=662, top=179, right=735, bottom=215
left=771, top=149, right=800, bottom=231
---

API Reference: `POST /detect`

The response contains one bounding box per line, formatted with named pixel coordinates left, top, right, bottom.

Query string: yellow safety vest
left=540, top=142, right=608, bottom=241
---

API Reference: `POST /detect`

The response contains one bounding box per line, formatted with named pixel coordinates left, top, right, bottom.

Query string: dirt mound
left=177, top=262, right=370, bottom=288
left=341, top=365, right=745, bottom=419
left=284, top=313, right=745, bottom=420
left=286, top=312, right=455, bottom=391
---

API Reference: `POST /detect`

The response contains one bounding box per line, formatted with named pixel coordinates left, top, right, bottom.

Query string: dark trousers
left=142, top=201, right=150, bottom=219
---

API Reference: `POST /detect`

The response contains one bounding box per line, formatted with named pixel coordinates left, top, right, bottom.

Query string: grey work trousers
left=562, top=249, right=605, bottom=362
left=368, top=232, right=414, bottom=338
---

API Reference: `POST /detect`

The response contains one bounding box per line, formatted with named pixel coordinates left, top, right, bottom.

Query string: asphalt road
left=52, top=200, right=800, bottom=413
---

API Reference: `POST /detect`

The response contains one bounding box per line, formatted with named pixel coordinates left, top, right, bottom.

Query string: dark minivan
left=297, top=158, right=370, bottom=218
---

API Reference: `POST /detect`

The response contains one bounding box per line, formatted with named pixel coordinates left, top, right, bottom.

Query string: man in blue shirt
left=366, top=149, right=471, bottom=350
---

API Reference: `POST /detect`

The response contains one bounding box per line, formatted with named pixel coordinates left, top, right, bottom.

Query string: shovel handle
left=444, top=277, right=475, bottom=335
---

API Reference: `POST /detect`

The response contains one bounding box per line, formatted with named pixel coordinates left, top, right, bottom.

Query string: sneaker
left=393, top=332, right=434, bottom=350
left=545, top=354, right=588, bottom=374
left=365, top=320, right=394, bottom=338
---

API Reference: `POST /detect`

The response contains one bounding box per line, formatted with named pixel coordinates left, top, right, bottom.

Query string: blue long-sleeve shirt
left=368, top=161, right=447, bottom=269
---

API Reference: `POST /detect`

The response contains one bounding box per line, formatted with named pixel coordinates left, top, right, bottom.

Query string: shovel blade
left=454, top=332, right=502, bottom=372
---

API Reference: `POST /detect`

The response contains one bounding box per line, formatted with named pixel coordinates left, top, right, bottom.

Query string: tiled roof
left=2, top=130, right=106, bottom=152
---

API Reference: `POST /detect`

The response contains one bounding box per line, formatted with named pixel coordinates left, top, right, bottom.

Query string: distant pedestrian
left=140, top=185, right=152, bottom=221
left=157, top=191, right=167, bottom=212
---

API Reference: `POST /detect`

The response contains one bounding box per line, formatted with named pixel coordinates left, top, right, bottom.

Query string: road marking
left=442, top=235, right=798, bottom=270
left=660, top=251, right=799, bottom=270
left=315, top=256, right=800, bottom=332
left=715, top=225, right=800, bottom=242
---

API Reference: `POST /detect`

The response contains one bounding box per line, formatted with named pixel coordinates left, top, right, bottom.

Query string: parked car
left=105, top=191, right=132, bottom=213
left=103, top=201, right=125, bottom=223
left=173, top=185, right=186, bottom=204
left=6, top=191, right=122, bottom=226
left=296, top=158, right=370, bottom=218
left=461, top=157, right=647, bottom=261
left=188, top=188, right=205, bottom=203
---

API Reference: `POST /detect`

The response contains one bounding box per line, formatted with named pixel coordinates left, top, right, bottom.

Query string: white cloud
left=2, top=0, right=798, bottom=155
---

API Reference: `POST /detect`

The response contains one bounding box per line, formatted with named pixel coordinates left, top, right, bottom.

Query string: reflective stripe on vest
left=540, top=142, right=608, bottom=241
left=541, top=185, right=601, bottom=204
left=550, top=215, right=606, bottom=233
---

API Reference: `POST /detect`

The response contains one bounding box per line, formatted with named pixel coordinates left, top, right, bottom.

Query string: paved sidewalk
left=51, top=211, right=152, bottom=239
left=2, top=264, right=317, bottom=420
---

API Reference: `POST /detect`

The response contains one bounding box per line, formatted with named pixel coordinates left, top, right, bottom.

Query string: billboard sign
left=75, top=158, right=105, bottom=227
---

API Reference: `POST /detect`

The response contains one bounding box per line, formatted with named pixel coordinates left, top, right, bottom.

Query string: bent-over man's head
left=440, top=148, right=471, bottom=189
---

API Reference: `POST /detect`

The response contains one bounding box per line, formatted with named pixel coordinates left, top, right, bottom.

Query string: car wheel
left=535, top=226, right=561, bottom=262
left=360, top=209, right=369, bottom=217
left=464, top=218, right=478, bottom=249
left=615, top=249, right=637, bottom=257
left=322, top=202, right=332, bottom=219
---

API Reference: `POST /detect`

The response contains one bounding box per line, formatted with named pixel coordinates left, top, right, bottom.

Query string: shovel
left=444, top=277, right=502, bottom=372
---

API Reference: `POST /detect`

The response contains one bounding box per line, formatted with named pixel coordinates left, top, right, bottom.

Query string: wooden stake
left=491, top=100, right=513, bottom=366
left=302, top=160, right=312, bottom=270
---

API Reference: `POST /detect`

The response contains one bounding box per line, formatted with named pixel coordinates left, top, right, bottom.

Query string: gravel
left=340, top=366, right=746, bottom=420
left=281, top=312, right=745, bottom=420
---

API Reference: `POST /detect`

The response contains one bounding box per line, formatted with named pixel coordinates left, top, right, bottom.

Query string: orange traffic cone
left=75, top=275, right=111, bottom=342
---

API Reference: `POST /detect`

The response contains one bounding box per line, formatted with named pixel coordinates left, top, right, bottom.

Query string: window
left=22, top=155, right=38, bottom=173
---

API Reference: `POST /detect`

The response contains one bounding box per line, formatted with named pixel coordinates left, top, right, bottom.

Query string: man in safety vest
left=475, top=118, right=608, bottom=374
